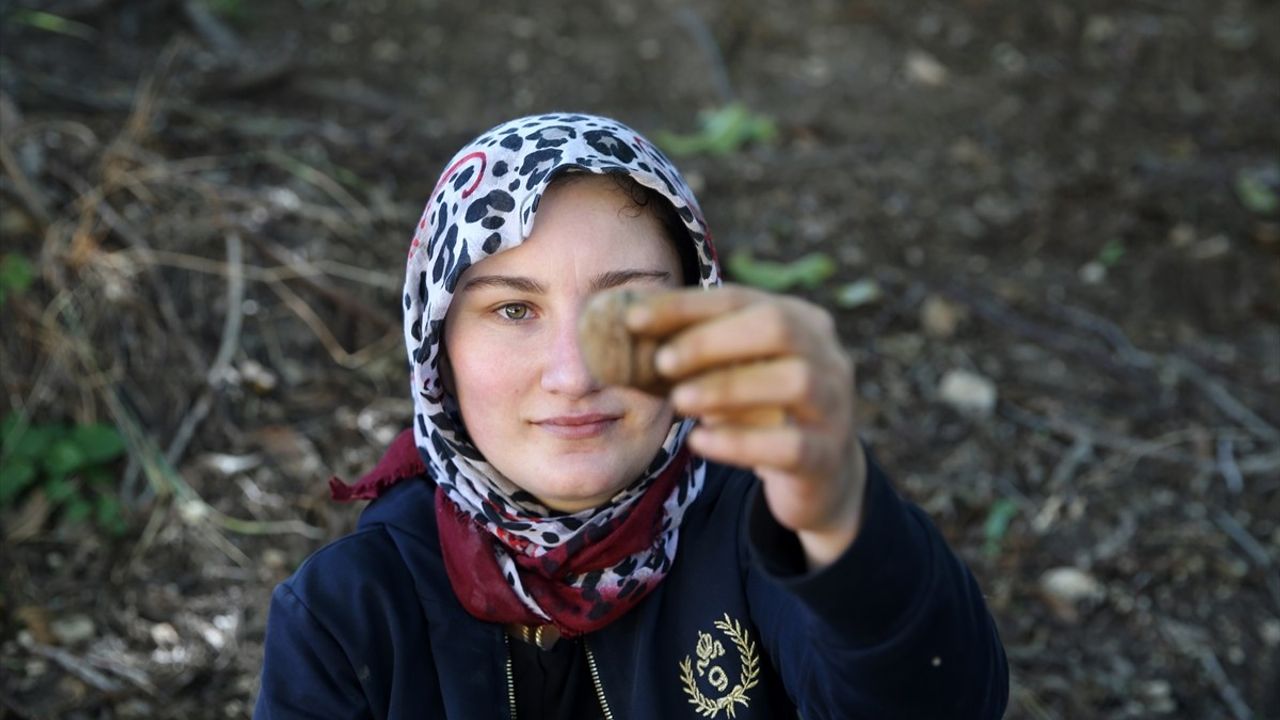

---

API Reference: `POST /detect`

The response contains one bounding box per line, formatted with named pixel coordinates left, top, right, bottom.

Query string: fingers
left=688, top=423, right=835, bottom=477
left=655, top=299, right=823, bottom=380
left=671, top=357, right=825, bottom=424
left=624, top=285, right=761, bottom=337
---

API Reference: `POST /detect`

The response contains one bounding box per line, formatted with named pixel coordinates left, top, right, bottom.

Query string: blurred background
left=1, top=0, right=1278, bottom=717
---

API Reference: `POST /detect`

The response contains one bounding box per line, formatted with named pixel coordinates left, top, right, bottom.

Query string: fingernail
left=656, top=346, right=678, bottom=374
left=672, top=384, right=699, bottom=407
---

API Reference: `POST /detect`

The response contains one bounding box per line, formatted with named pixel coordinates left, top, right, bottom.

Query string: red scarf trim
left=328, top=429, right=423, bottom=502
left=436, top=447, right=689, bottom=637
left=330, top=429, right=689, bottom=637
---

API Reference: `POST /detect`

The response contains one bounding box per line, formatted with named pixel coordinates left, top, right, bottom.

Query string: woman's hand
left=626, top=285, right=867, bottom=569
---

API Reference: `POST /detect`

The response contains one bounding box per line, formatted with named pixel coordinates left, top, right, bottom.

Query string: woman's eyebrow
left=590, top=269, right=671, bottom=292
left=460, top=269, right=669, bottom=295
left=461, top=275, right=547, bottom=294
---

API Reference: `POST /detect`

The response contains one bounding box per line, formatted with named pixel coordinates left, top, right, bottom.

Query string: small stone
left=263, top=548, right=288, bottom=571
left=905, top=49, right=949, bottom=86
left=920, top=295, right=963, bottom=338
left=835, top=279, right=883, bottom=309
left=1168, top=222, right=1196, bottom=247
left=1261, top=619, right=1280, bottom=647
left=938, top=369, right=997, bottom=416
left=1079, top=261, right=1107, bottom=285
left=150, top=622, right=179, bottom=647
left=50, top=614, right=95, bottom=646
left=1039, top=566, right=1103, bottom=622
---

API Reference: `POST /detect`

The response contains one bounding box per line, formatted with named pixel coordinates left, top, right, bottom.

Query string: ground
left=1, top=0, right=1278, bottom=718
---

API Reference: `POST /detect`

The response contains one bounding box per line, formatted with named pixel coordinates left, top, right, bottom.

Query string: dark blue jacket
left=256, top=450, right=1008, bottom=719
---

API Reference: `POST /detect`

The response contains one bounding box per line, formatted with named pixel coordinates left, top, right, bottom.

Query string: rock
left=50, top=614, right=95, bottom=646
left=150, top=622, right=179, bottom=647
left=835, top=279, right=883, bottom=309
left=938, top=369, right=997, bottom=416
left=905, top=49, right=949, bottom=86
left=920, top=295, right=963, bottom=338
left=1039, top=566, right=1104, bottom=622
left=1078, top=261, right=1107, bottom=285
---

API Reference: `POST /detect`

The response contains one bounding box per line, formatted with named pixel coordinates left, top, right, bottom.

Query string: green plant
left=1235, top=165, right=1279, bottom=215
left=0, top=253, right=34, bottom=308
left=656, top=103, right=777, bottom=157
left=1, top=415, right=129, bottom=535
left=5, top=9, right=96, bottom=39
left=205, top=0, right=250, bottom=25
left=982, top=498, right=1018, bottom=559
left=726, top=250, right=835, bottom=292
left=1096, top=239, right=1125, bottom=268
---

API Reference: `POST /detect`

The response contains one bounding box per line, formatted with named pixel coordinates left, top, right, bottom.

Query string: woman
left=256, top=113, right=1008, bottom=718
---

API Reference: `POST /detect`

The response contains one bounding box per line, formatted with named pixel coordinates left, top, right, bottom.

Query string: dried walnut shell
left=578, top=288, right=670, bottom=396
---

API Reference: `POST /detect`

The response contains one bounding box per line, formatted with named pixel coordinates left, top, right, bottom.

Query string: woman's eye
left=499, top=304, right=530, bottom=321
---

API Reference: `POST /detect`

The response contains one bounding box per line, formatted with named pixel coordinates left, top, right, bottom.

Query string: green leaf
left=3, top=420, right=63, bottom=462
left=94, top=493, right=128, bottom=536
left=1097, top=239, right=1125, bottom=268
left=6, top=10, right=96, bottom=40
left=84, top=467, right=114, bottom=489
left=727, top=251, right=836, bottom=292
left=0, top=460, right=38, bottom=504
left=69, top=423, right=126, bottom=465
left=983, top=498, right=1018, bottom=558
left=1235, top=167, right=1279, bottom=215
left=0, top=254, right=34, bottom=307
left=43, top=439, right=88, bottom=476
left=43, top=475, right=76, bottom=504
left=655, top=103, right=777, bottom=157
left=64, top=498, right=92, bottom=525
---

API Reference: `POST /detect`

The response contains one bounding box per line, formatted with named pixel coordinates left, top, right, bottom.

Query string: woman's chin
left=516, top=464, right=633, bottom=513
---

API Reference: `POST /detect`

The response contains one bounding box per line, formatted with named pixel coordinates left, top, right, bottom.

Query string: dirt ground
left=2, top=0, right=1278, bottom=718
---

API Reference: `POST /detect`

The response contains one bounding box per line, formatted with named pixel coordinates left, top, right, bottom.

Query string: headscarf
left=401, top=113, right=721, bottom=636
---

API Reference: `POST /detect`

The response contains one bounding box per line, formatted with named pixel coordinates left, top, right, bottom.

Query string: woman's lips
left=535, top=413, right=621, bottom=440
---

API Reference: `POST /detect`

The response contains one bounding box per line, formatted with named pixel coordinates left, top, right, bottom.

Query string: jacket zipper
left=583, top=640, right=615, bottom=720
left=504, top=633, right=517, bottom=720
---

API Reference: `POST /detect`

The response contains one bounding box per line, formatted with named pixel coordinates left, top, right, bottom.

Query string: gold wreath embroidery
left=679, top=614, right=761, bottom=718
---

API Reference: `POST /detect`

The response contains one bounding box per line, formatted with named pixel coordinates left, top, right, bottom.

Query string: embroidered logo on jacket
left=678, top=613, right=760, bottom=717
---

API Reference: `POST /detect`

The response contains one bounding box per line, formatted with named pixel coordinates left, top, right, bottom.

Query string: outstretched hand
left=625, top=285, right=867, bottom=569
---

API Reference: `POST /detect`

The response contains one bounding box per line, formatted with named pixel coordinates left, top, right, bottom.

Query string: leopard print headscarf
left=404, top=113, right=721, bottom=632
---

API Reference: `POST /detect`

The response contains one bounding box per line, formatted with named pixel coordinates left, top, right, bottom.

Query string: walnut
left=578, top=288, right=669, bottom=396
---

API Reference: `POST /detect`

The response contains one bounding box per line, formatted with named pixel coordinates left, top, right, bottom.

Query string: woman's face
left=443, top=177, right=683, bottom=513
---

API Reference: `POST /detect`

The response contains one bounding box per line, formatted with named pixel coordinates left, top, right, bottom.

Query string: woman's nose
left=540, top=315, right=602, bottom=397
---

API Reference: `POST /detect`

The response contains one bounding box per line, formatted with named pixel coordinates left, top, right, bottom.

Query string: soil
left=2, top=0, right=1278, bottom=718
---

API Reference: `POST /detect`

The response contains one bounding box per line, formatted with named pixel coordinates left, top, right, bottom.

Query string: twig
left=163, top=233, right=245, bottom=474
left=52, top=292, right=326, bottom=557
left=1161, top=619, right=1254, bottom=720
left=676, top=8, right=736, bottom=105
left=181, top=0, right=243, bottom=60
left=128, top=247, right=399, bottom=290
left=89, top=199, right=203, bottom=370
left=25, top=642, right=121, bottom=693
left=264, top=275, right=400, bottom=369
left=1167, top=355, right=1279, bottom=444
left=1217, top=436, right=1244, bottom=494
left=260, top=149, right=373, bottom=226
left=0, top=131, right=53, bottom=227
left=248, top=236, right=396, bottom=333
left=1214, top=510, right=1280, bottom=613
left=48, top=162, right=203, bottom=373
left=942, top=282, right=1280, bottom=444
left=1047, top=437, right=1093, bottom=488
